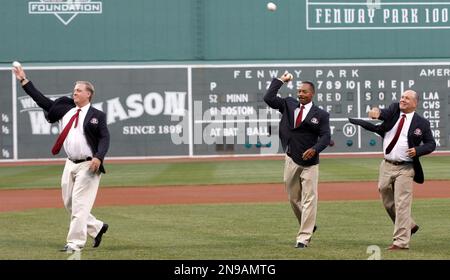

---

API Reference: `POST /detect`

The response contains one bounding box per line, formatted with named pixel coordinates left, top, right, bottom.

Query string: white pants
left=61, top=159, right=103, bottom=249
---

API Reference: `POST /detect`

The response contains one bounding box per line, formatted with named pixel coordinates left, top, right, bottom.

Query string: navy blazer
left=348, top=102, right=436, bottom=184
left=264, top=78, right=331, bottom=166
left=22, top=82, right=110, bottom=173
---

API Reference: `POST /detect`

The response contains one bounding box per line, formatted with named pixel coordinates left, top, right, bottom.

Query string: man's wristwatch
left=20, top=78, right=27, bottom=83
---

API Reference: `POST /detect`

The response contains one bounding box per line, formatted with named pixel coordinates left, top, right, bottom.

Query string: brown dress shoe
left=387, top=244, right=409, bottom=251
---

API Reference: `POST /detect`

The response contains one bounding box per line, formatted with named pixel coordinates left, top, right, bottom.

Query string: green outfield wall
left=1, top=1, right=450, bottom=160
left=2, top=0, right=450, bottom=63
left=1, top=63, right=449, bottom=160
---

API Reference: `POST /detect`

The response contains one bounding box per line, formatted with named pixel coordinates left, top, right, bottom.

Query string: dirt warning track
left=1, top=180, right=449, bottom=212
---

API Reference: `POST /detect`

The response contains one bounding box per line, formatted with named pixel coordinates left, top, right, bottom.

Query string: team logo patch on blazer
left=90, top=118, right=99, bottom=124
left=311, top=117, right=319, bottom=124
left=414, top=128, right=422, bottom=136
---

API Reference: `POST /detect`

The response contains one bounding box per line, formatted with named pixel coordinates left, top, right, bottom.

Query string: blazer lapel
left=84, top=107, right=94, bottom=129
left=407, top=113, right=419, bottom=145
left=288, top=102, right=298, bottom=128
left=408, top=113, right=418, bottom=134
left=302, top=105, right=317, bottom=125
left=384, top=106, right=401, bottom=132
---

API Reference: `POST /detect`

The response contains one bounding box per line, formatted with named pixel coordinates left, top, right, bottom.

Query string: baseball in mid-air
left=12, top=61, right=21, bottom=68
left=267, top=2, right=277, bottom=11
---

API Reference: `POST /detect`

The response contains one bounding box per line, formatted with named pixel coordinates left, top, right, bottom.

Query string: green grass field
left=1, top=156, right=449, bottom=189
left=1, top=156, right=449, bottom=260
left=1, top=199, right=449, bottom=260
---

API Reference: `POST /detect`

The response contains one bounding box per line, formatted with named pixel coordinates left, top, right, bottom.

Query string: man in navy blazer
left=349, top=90, right=435, bottom=250
left=13, top=65, right=110, bottom=253
left=264, top=73, right=330, bottom=248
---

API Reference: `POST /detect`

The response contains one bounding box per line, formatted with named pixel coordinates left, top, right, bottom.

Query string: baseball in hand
left=267, top=2, right=277, bottom=11
left=287, top=73, right=293, bottom=80
left=12, top=61, right=21, bottom=68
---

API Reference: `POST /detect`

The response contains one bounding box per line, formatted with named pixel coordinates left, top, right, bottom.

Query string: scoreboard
left=0, top=63, right=449, bottom=160
left=191, top=64, right=448, bottom=155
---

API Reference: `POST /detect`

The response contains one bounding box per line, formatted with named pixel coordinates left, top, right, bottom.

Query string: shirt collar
left=76, top=103, right=91, bottom=112
left=402, top=111, right=415, bottom=119
left=300, top=102, right=313, bottom=110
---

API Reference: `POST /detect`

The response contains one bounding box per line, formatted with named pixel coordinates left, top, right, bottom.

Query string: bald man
left=350, top=90, right=435, bottom=250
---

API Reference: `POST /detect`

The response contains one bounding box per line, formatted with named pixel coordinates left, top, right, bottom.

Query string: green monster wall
left=2, top=0, right=450, bottom=63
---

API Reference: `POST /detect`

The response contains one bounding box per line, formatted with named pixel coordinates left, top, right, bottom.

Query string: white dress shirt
left=62, top=103, right=93, bottom=160
left=383, top=111, right=414, bottom=162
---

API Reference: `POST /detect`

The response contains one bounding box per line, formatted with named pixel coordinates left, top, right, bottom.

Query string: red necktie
left=385, top=114, right=406, bottom=155
left=295, top=105, right=305, bottom=128
left=51, top=109, right=81, bottom=155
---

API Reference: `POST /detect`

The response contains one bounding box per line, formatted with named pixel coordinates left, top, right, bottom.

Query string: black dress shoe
left=313, top=225, right=317, bottom=233
left=93, top=223, right=108, bottom=248
left=411, top=224, right=419, bottom=235
left=295, top=242, right=307, bottom=249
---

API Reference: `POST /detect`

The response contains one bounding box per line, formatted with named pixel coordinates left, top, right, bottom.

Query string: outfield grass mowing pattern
left=1, top=199, right=449, bottom=260
left=1, top=156, right=449, bottom=190
left=1, top=156, right=449, bottom=259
